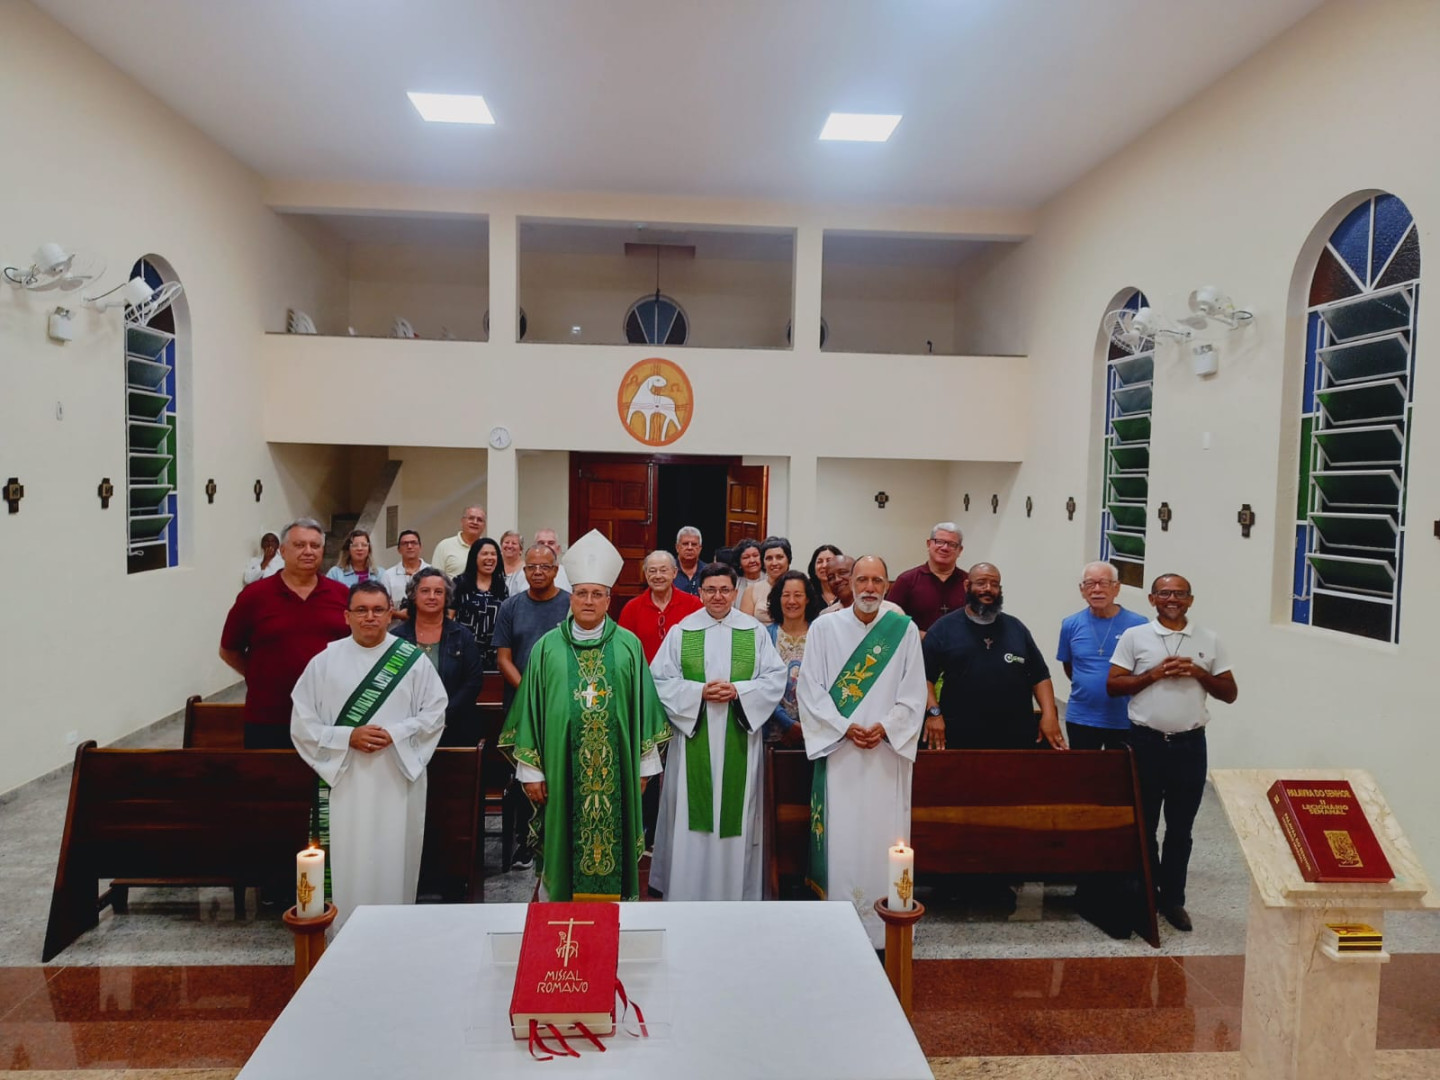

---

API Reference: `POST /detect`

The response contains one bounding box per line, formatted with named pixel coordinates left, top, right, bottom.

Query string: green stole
left=313, top=637, right=423, bottom=900
left=680, top=627, right=756, bottom=839
left=808, top=611, right=912, bottom=898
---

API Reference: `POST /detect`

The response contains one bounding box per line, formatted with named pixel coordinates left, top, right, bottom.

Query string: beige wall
left=0, top=0, right=350, bottom=793
left=520, top=252, right=791, bottom=348
left=518, top=451, right=571, bottom=544
left=821, top=262, right=960, bottom=355
left=386, top=446, right=488, bottom=564
left=953, top=0, right=1440, bottom=870
left=347, top=242, right=489, bottom=341
left=814, top=459, right=953, bottom=577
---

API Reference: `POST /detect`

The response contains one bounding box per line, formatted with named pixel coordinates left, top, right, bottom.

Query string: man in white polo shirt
left=1107, top=573, right=1237, bottom=933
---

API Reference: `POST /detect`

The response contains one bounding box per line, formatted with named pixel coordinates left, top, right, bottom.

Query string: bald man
left=921, top=562, right=1063, bottom=750
left=431, top=506, right=486, bottom=577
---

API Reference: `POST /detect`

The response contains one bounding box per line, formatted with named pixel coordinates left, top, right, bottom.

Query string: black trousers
left=1129, top=724, right=1207, bottom=908
left=1065, top=722, right=1131, bottom=751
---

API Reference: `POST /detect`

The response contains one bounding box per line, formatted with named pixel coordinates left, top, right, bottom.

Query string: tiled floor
left=2, top=955, right=1437, bottom=1072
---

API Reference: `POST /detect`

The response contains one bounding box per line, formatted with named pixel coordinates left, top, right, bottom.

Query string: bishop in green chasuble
left=499, top=531, right=670, bottom=901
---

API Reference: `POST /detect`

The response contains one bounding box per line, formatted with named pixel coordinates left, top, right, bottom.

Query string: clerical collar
left=570, top=619, right=605, bottom=641
left=965, top=607, right=999, bottom=626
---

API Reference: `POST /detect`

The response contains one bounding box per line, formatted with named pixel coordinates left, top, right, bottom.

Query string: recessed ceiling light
left=406, top=92, right=495, bottom=125
left=819, top=112, right=901, bottom=142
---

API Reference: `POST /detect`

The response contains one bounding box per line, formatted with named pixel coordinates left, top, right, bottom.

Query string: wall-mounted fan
left=85, top=275, right=183, bottom=326
left=1105, top=305, right=1191, bottom=354
left=4, top=243, right=107, bottom=291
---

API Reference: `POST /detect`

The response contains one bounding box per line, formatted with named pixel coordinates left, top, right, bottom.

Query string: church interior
left=2, top=0, right=1438, bottom=1076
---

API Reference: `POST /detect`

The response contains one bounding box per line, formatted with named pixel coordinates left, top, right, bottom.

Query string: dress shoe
left=1161, top=905, right=1193, bottom=932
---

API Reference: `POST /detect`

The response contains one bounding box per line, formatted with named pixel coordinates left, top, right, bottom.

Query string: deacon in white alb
left=291, top=580, right=448, bottom=927
left=650, top=561, right=788, bottom=900
left=797, top=556, right=926, bottom=947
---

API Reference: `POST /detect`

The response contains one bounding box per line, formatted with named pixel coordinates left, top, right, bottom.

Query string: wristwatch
left=925, top=705, right=942, bottom=718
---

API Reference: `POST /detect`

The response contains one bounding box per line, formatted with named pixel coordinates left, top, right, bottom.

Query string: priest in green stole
left=650, top=562, right=788, bottom=900
left=796, top=556, right=926, bottom=947
left=500, top=530, right=670, bottom=902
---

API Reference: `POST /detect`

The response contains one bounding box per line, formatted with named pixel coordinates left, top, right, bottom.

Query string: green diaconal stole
left=680, top=627, right=755, bottom=838
left=827, top=611, right=911, bottom=718
left=313, top=637, right=423, bottom=899
left=809, top=611, right=912, bottom=897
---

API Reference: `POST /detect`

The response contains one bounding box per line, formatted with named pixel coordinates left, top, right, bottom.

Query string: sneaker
left=509, top=848, right=535, bottom=871
left=1161, top=905, right=1193, bottom=932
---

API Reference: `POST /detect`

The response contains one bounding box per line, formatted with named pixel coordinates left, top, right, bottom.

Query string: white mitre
left=562, top=529, right=624, bottom=588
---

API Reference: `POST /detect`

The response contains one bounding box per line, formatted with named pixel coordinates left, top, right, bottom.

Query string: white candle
left=888, top=841, right=915, bottom=911
left=296, top=846, right=326, bottom=919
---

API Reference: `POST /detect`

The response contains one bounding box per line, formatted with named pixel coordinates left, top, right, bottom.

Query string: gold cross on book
left=549, top=917, right=595, bottom=964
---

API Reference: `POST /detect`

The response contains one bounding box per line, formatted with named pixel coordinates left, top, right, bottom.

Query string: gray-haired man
left=674, top=525, right=704, bottom=595
left=886, top=522, right=969, bottom=636
left=219, top=518, right=351, bottom=748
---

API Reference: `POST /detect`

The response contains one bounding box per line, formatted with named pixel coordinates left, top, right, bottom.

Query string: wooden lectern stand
left=1212, top=769, right=1436, bottom=1080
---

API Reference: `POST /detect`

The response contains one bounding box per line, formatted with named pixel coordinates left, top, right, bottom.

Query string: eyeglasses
left=1153, top=589, right=1191, bottom=599
left=699, top=587, right=735, bottom=597
left=348, top=606, right=391, bottom=618
left=930, top=539, right=960, bottom=550
left=524, top=563, right=558, bottom=572
left=1079, top=579, right=1117, bottom=589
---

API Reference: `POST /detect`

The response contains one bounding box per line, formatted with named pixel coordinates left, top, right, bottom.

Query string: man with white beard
left=797, top=556, right=926, bottom=947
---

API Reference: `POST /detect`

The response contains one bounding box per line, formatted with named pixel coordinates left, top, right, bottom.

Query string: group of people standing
left=218, top=507, right=1236, bottom=944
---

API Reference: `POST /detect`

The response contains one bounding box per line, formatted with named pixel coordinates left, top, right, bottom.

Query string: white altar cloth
left=238, top=900, right=932, bottom=1080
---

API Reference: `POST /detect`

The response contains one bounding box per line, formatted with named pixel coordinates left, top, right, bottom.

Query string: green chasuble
left=499, top=617, right=671, bottom=901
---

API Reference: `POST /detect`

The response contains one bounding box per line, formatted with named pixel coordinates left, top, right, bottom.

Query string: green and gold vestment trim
left=680, top=627, right=755, bottom=838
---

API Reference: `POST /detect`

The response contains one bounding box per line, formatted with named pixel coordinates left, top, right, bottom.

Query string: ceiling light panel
left=819, top=112, right=901, bottom=142
left=407, top=92, right=495, bottom=125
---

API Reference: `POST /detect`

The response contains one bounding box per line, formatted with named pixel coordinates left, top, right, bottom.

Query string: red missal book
left=1267, top=779, right=1394, bottom=883
left=509, top=902, right=620, bottom=1039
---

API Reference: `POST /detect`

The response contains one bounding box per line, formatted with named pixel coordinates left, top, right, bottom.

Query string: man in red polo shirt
left=618, top=550, right=703, bottom=662
left=886, top=522, right=969, bottom=636
left=617, top=548, right=701, bottom=853
left=220, top=517, right=350, bottom=748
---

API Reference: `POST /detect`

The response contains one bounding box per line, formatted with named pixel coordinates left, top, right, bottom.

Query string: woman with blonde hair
left=326, top=528, right=384, bottom=587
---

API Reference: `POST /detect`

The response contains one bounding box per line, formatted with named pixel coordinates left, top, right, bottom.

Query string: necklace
left=1087, top=611, right=1119, bottom=656
left=1161, top=628, right=1187, bottom=658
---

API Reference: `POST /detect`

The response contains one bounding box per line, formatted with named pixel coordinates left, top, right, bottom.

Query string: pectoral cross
left=549, top=916, right=595, bottom=964
left=580, top=682, right=602, bottom=709
left=939, top=603, right=950, bottom=615
left=984, top=637, right=994, bottom=650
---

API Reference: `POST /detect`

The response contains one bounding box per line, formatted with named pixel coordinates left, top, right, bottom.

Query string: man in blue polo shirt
left=1056, top=562, right=1149, bottom=749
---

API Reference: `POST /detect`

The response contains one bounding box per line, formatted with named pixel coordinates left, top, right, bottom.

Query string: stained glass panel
left=1330, top=201, right=1372, bottom=284
left=1309, top=246, right=1363, bottom=307
left=1371, top=194, right=1413, bottom=282
left=1375, top=227, right=1420, bottom=290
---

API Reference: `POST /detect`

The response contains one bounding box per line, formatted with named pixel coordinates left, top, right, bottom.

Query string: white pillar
left=487, top=446, right=519, bottom=539
left=488, top=212, right=518, bottom=343
left=792, top=223, right=824, bottom=356
left=787, top=453, right=818, bottom=566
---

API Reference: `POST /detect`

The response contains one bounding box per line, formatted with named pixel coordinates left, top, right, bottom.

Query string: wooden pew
left=181, top=695, right=245, bottom=748
left=44, top=741, right=484, bottom=962
left=764, top=748, right=1160, bottom=946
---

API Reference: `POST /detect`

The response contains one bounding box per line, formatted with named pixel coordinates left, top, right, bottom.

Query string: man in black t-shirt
left=921, top=563, right=1065, bottom=750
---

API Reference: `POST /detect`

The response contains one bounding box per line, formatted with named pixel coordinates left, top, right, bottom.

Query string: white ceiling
left=35, top=0, right=1325, bottom=209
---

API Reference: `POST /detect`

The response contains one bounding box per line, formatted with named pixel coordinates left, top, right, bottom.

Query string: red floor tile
left=0, top=968, right=59, bottom=1023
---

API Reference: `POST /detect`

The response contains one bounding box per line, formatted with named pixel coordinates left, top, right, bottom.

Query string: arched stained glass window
left=1292, top=194, right=1420, bottom=643
left=1100, top=289, right=1153, bottom=588
left=624, top=294, right=689, bottom=346
left=124, top=256, right=184, bottom=574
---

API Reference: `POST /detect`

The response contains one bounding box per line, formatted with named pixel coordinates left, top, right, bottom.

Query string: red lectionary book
left=1267, top=779, right=1394, bottom=883
left=509, top=902, right=620, bottom=1039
